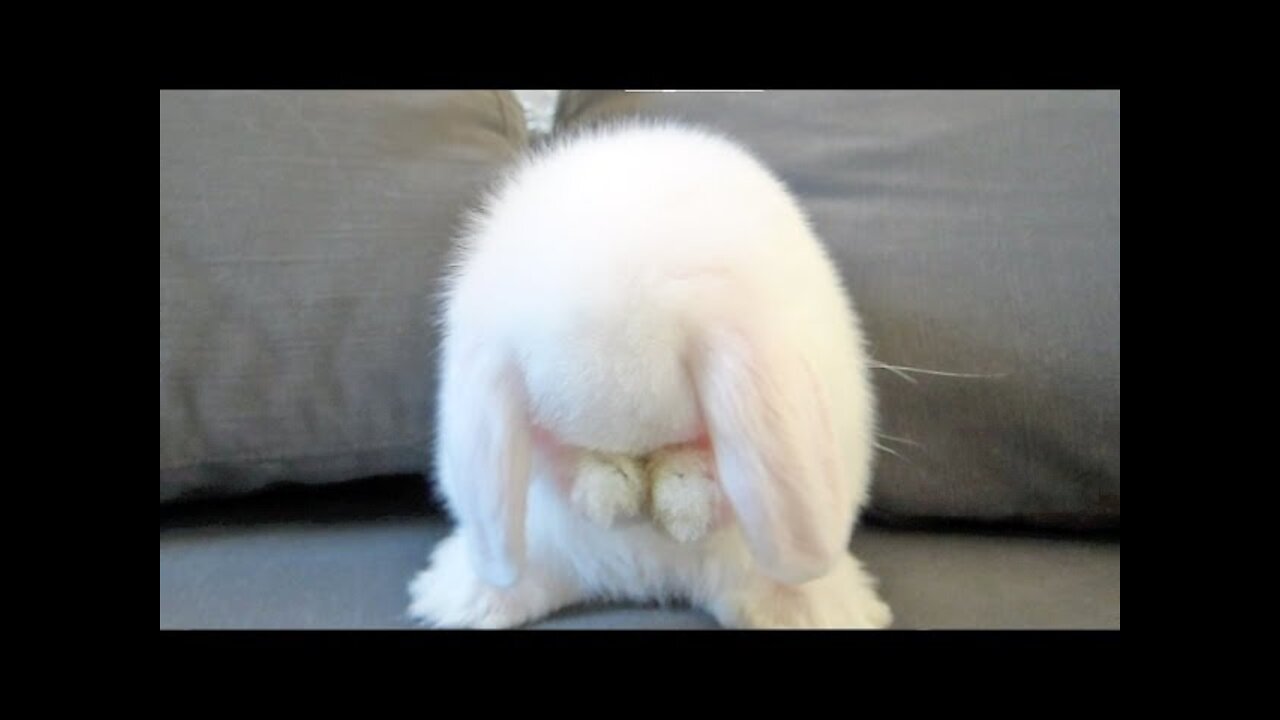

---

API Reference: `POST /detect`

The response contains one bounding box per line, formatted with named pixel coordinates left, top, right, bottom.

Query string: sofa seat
left=159, top=477, right=1119, bottom=629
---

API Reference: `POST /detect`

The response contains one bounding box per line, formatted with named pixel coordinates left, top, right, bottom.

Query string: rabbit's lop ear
left=435, top=338, right=533, bottom=588
left=693, top=328, right=850, bottom=586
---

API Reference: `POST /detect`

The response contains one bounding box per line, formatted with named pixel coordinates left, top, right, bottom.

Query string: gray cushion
left=159, top=480, right=1119, bottom=629
left=159, top=91, right=528, bottom=502
left=555, top=91, right=1120, bottom=529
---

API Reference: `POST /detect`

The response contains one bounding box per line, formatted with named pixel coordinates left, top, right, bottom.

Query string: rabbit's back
left=449, top=122, right=863, bottom=455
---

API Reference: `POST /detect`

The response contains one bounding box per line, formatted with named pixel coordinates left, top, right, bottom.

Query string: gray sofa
left=159, top=90, right=1120, bottom=629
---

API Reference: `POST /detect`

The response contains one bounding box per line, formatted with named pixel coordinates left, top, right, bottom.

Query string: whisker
left=871, top=363, right=918, bottom=384
left=876, top=433, right=923, bottom=448
left=870, top=361, right=1007, bottom=381
left=872, top=441, right=913, bottom=464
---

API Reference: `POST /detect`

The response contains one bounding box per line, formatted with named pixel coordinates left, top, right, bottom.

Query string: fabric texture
left=159, top=479, right=1119, bottom=629
left=555, top=91, right=1120, bottom=529
left=159, top=91, right=528, bottom=502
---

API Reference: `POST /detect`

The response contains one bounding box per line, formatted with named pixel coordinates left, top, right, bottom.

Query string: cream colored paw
left=647, top=448, right=718, bottom=543
left=570, top=452, right=646, bottom=527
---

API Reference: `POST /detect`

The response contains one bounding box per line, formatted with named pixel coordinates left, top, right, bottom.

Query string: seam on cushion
left=552, top=90, right=581, bottom=133
left=160, top=438, right=433, bottom=472
left=493, top=90, right=513, bottom=143
left=492, top=90, right=526, bottom=148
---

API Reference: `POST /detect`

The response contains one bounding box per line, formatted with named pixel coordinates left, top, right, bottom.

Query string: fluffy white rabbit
left=407, top=121, right=892, bottom=629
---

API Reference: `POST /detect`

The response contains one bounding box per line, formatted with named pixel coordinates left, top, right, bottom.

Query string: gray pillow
left=160, top=90, right=528, bottom=502
left=556, top=91, right=1120, bottom=529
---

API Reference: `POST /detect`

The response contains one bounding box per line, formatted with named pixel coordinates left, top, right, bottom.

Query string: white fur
left=409, top=121, right=890, bottom=629
left=647, top=447, right=720, bottom=544
left=570, top=452, right=646, bottom=528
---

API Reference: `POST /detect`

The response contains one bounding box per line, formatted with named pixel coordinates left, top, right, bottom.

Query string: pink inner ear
left=530, top=423, right=575, bottom=493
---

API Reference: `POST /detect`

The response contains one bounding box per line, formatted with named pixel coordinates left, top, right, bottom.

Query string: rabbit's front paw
left=647, top=448, right=719, bottom=543
left=570, top=452, right=647, bottom=528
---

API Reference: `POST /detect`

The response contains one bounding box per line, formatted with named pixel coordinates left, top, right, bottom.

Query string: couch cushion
left=160, top=91, right=528, bottom=502
left=159, top=478, right=1119, bottom=629
left=554, top=91, right=1120, bottom=529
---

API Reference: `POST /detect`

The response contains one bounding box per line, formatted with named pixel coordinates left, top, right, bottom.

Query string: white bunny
left=407, top=121, right=891, bottom=629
